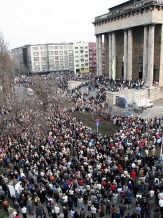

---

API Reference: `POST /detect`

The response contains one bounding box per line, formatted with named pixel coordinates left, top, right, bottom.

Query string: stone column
left=159, top=24, right=163, bottom=87
left=124, top=30, right=128, bottom=80
left=147, top=25, right=155, bottom=87
left=104, top=34, right=109, bottom=75
left=96, top=35, right=99, bottom=76
left=127, top=29, right=133, bottom=80
left=98, top=34, right=103, bottom=76
left=143, top=26, right=148, bottom=83
left=112, top=32, right=116, bottom=79
left=109, top=33, right=112, bottom=79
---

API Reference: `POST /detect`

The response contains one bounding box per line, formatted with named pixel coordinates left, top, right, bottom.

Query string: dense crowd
left=0, top=75, right=162, bottom=218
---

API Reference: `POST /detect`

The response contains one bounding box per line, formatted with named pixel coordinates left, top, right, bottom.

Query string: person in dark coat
left=74, top=211, right=80, bottom=218
left=63, top=206, right=68, bottom=218
left=36, top=206, right=43, bottom=218
left=119, top=203, right=126, bottom=217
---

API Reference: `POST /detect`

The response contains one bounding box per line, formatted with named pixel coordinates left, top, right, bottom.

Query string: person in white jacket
left=54, top=204, right=60, bottom=216
left=91, top=205, right=96, bottom=218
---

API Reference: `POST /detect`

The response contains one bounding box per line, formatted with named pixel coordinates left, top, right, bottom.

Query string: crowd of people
left=0, top=75, right=163, bottom=218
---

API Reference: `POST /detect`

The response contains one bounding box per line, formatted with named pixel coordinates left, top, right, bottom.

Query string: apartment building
left=73, top=42, right=89, bottom=74
left=12, top=43, right=74, bottom=75
left=12, top=42, right=104, bottom=75
left=88, top=42, right=105, bottom=74
left=12, top=46, right=28, bottom=74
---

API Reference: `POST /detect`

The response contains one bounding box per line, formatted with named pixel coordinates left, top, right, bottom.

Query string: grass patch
left=71, top=111, right=117, bottom=137
left=0, top=208, right=7, bottom=218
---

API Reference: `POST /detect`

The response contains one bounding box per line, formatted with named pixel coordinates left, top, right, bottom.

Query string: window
left=33, top=52, right=39, bottom=56
left=85, top=46, right=88, bottom=49
left=33, top=47, right=38, bottom=50
left=41, top=57, right=47, bottom=61
left=48, top=51, right=54, bottom=55
left=41, top=62, right=47, bottom=66
left=41, top=52, right=46, bottom=56
left=49, top=66, right=54, bottom=70
left=75, top=51, right=78, bottom=54
left=59, top=51, right=63, bottom=55
left=64, top=45, right=67, bottom=49
left=55, top=51, right=58, bottom=55
left=80, top=47, right=83, bottom=49
left=69, top=55, right=73, bottom=59
left=76, top=64, right=79, bottom=67
left=75, top=47, right=78, bottom=49
left=34, top=57, right=39, bottom=61
left=80, top=50, right=84, bottom=53
left=49, top=60, right=54, bottom=64
left=60, top=61, right=63, bottom=65
left=85, top=63, right=88, bottom=66
left=69, top=50, right=73, bottom=54
left=49, top=56, right=54, bottom=60
left=75, top=56, right=78, bottom=58
left=48, top=46, right=53, bottom=50
left=55, top=56, right=59, bottom=60
left=64, top=51, right=68, bottom=55
left=34, top=67, right=40, bottom=71
left=40, top=46, right=46, bottom=50
left=34, top=62, right=40, bottom=66
left=75, top=60, right=79, bottom=63
left=85, top=55, right=88, bottom=58
left=81, top=64, right=84, bottom=67
left=55, top=61, right=59, bottom=65
left=68, top=45, right=73, bottom=49
left=59, top=46, right=63, bottom=49
left=56, top=66, right=59, bottom=70
left=81, top=59, right=84, bottom=62
left=54, top=46, right=58, bottom=49
left=42, top=66, right=47, bottom=71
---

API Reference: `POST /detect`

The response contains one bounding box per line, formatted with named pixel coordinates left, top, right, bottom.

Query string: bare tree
left=0, top=32, right=14, bottom=106
left=0, top=34, right=75, bottom=139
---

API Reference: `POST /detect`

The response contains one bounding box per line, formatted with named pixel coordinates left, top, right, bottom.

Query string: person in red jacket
left=78, top=178, right=84, bottom=193
left=78, top=178, right=83, bottom=186
left=131, top=170, right=136, bottom=180
left=110, top=183, right=116, bottom=191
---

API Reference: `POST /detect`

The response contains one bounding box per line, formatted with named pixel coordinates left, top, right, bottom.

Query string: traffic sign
left=95, top=118, right=100, bottom=124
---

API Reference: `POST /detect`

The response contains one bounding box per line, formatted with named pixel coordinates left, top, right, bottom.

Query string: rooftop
left=94, top=0, right=163, bottom=24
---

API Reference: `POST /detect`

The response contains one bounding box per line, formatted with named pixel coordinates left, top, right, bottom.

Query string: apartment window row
left=33, top=51, right=73, bottom=57
left=76, top=63, right=89, bottom=66
left=32, top=45, right=72, bottom=50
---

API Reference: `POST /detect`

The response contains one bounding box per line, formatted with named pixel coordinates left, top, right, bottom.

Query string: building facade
left=73, top=42, right=89, bottom=74
left=12, top=43, right=74, bottom=75
left=94, top=0, right=163, bottom=87
left=89, top=42, right=106, bottom=74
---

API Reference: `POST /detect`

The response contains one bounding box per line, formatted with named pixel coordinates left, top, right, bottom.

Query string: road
left=132, top=98, right=163, bottom=119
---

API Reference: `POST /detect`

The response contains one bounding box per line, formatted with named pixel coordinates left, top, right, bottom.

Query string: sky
left=0, top=0, right=124, bottom=49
